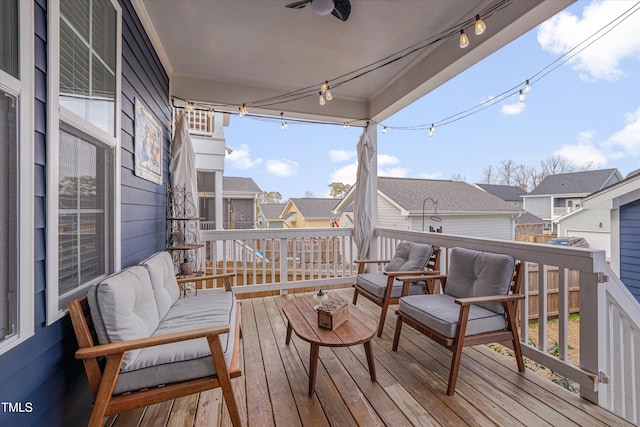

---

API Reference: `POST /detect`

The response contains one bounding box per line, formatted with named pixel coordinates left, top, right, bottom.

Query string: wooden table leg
left=285, top=320, right=293, bottom=345
left=308, top=343, right=320, bottom=397
left=364, top=340, right=376, bottom=382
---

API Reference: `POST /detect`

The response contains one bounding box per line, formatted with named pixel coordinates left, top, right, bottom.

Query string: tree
left=260, top=191, right=282, bottom=204
left=481, top=165, right=496, bottom=184
left=450, top=173, right=466, bottom=182
left=513, top=164, right=531, bottom=191
left=497, top=159, right=518, bottom=186
left=328, top=182, right=352, bottom=198
left=304, top=191, right=315, bottom=198
left=540, top=155, right=575, bottom=177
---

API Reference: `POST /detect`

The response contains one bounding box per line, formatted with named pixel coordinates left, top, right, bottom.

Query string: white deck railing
left=198, top=226, right=639, bottom=423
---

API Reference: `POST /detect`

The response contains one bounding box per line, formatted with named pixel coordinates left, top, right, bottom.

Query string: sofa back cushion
left=140, top=251, right=181, bottom=319
left=386, top=242, right=433, bottom=272
left=444, top=247, right=515, bottom=314
left=87, top=266, right=160, bottom=369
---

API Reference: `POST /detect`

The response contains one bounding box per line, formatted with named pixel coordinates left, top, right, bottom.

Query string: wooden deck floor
left=104, top=288, right=633, bottom=427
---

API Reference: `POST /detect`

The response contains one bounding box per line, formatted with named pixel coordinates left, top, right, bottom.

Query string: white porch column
left=215, top=170, right=223, bottom=230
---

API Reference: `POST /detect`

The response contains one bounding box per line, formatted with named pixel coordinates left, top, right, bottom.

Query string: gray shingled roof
left=527, top=169, right=619, bottom=196
left=259, top=203, right=286, bottom=220
left=476, top=184, right=527, bottom=202
left=377, top=177, right=522, bottom=213
left=223, top=176, right=262, bottom=193
left=289, top=198, right=342, bottom=219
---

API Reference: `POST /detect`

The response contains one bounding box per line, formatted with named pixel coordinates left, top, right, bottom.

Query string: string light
left=321, top=81, right=329, bottom=93
left=518, top=89, right=525, bottom=103
left=185, top=102, right=194, bottom=110
left=475, top=15, right=486, bottom=35
left=238, top=103, right=248, bottom=117
left=382, top=126, right=387, bottom=134
left=280, top=112, right=287, bottom=130
left=325, top=86, right=333, bottom=101
left=524, top=79, right=531, bottom=93
left=207, top=108, right=215, bottom=117
left=343, top=122, right=350, bottom=128
left=429, top=124, right=435, bottom=136
left=459, top=29, right=469, bottom=49
left=319, top=92, right=326, bottom=106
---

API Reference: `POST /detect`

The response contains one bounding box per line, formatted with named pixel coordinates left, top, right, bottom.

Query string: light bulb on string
left=518, top=90, right=525, bottom=103
left=319, top=92, right=326, bottom=106
left=207, top=109, right=215, bottom=118
left=186, top=102, right=194, bottom=111
left=429, top=124, right=435, bottom=137
left=239, top=103, right=248, bottom=117
left=280, top=112, right=287, bottom=130
left=459, top=29, right=469, bottom=48
left=321, top=81, right=329, bottom=93
left=325, top=86, right=333, bottom=101
left=475, top=15, right=486, bottom=35
left=382, top=126, right=387, bottom=134
left=524, top=80, right=531, bottom=93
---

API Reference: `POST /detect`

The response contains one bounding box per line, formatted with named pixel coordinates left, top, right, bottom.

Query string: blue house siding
left=620, top=198, right=640, bottom=302
left=0, top=1, right=170, bottom=426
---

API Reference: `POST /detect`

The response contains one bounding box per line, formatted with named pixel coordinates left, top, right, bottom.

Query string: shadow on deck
left=103, top=288, right=632, bottom=427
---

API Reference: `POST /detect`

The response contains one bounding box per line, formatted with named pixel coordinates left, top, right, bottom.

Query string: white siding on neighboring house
left=408, top=215, right=515, bottom=240
left=557, top=208, right=611, bottom=258
left=524, top=196, right=551, bottom=219
left=377, top=195, right=407, bottom=229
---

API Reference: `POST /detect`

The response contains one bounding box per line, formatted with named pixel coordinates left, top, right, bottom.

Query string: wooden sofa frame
left=68, top=272, right=242, bottom=427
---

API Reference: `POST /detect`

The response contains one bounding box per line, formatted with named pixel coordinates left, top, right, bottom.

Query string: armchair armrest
left=75, top=324, right=231, bottom=359
left=354, top=259, right=391, bottom=264
left=394, top=271, right=443, bottom=282
left=454, top=293, right=525, bottom=306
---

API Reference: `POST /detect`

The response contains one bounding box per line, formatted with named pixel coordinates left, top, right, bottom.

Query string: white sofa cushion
left=113, top=289, right=237, bottom=394
left=140, top=251, right=181, bottom=319
left=87, top=266, right=160, bottom=369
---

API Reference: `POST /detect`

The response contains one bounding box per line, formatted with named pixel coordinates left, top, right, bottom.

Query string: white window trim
left=0, top=0, right=35, bottom=355
left=46, top=0, right=122, bottom=325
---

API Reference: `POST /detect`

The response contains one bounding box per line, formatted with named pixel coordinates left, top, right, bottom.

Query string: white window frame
left=46, top=0, right=122, bottom=324
left=0, top=0, right=35, bottom=355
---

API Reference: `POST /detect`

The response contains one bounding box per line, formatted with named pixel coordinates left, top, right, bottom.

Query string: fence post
left=579, top=270, right=600, bottom=404
left=280, top=237, right=288, bottom=295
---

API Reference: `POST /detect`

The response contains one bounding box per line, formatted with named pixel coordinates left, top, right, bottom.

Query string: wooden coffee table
left=282, top=295, right=377, bottom=397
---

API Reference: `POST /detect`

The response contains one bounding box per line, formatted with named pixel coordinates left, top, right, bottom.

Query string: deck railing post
left=579, top=270, right=601, bottom=404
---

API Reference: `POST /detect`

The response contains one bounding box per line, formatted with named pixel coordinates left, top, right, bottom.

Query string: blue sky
left=222, top=0, right=640, bottom=200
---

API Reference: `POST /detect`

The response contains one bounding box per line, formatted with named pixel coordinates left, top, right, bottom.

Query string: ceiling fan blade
left=285, top=0, right=311, bottom=9
left=331, top=0, right=351, bottom=21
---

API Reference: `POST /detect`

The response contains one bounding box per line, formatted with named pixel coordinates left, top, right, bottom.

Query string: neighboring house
left=522, top=169, right=623, bottom=232
left=554, top=207, right=611, bottom=258
left=476, top=183, right=527, bottom=208
left=257, top=203, right=287, bottom=228
left=515, top=211, right=546, bottom=239
left=582, top=171, right=640, bottom=302
left=197, top=175, right=262, bottom=229
left=335, top=177, right=523, bottom=240
left=281, top=198, right=342, bottom=228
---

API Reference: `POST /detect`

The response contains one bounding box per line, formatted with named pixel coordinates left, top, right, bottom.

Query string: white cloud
left=500, top=102, right=526, bottom=116
left=577, top=130, right=597, bottom=142
left=329, top=150, right=356, bottom=162
left=602, top=106, right=640, bottom=155
left=377, top=154, right=400, bottom=167
left=537, top=1, right=640, bottom=82
left=553, top=141, right=607, bottom=169
left=226, top=144, right=262, bottom=169
left=266, top=159, right=298, bottom=177
left=329, top=162, right=357, bottom=184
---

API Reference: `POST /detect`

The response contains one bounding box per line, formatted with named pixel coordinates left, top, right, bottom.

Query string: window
left=47, top=0, right=121, bottom=321
left=0, top=0, right=34, bottom=354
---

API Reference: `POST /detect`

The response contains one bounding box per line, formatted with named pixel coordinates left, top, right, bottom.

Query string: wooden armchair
left=352, top=242, right=440, bottom=337
left=393, top=247, right=524, bottom=396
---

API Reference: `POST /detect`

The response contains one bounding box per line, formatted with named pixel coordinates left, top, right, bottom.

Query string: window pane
left=0, top=0, right=19, bottom=78
left=0, top=90, right=18, bottom=342
left=59, top=0, right=116, bottom=135
left=58, top=130, right=111, bottom=299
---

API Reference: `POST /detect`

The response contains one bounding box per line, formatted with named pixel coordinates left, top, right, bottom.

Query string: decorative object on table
left=180, top=257, right=195, bottom=275
left=312, top=289, right=329, bottom=306
left=317, top=299, right=349, bottom=330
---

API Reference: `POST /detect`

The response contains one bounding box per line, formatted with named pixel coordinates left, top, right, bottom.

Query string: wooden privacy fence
left=526, top=265, right=580, bottom=320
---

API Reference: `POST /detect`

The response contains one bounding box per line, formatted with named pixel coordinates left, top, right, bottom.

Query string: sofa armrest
left=75, top=324, right=230, bottom=359
left=177, top=272, right=235, bottom=291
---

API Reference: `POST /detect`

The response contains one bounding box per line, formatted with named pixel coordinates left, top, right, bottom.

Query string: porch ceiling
left=134, top=0, right=573, bottom=122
